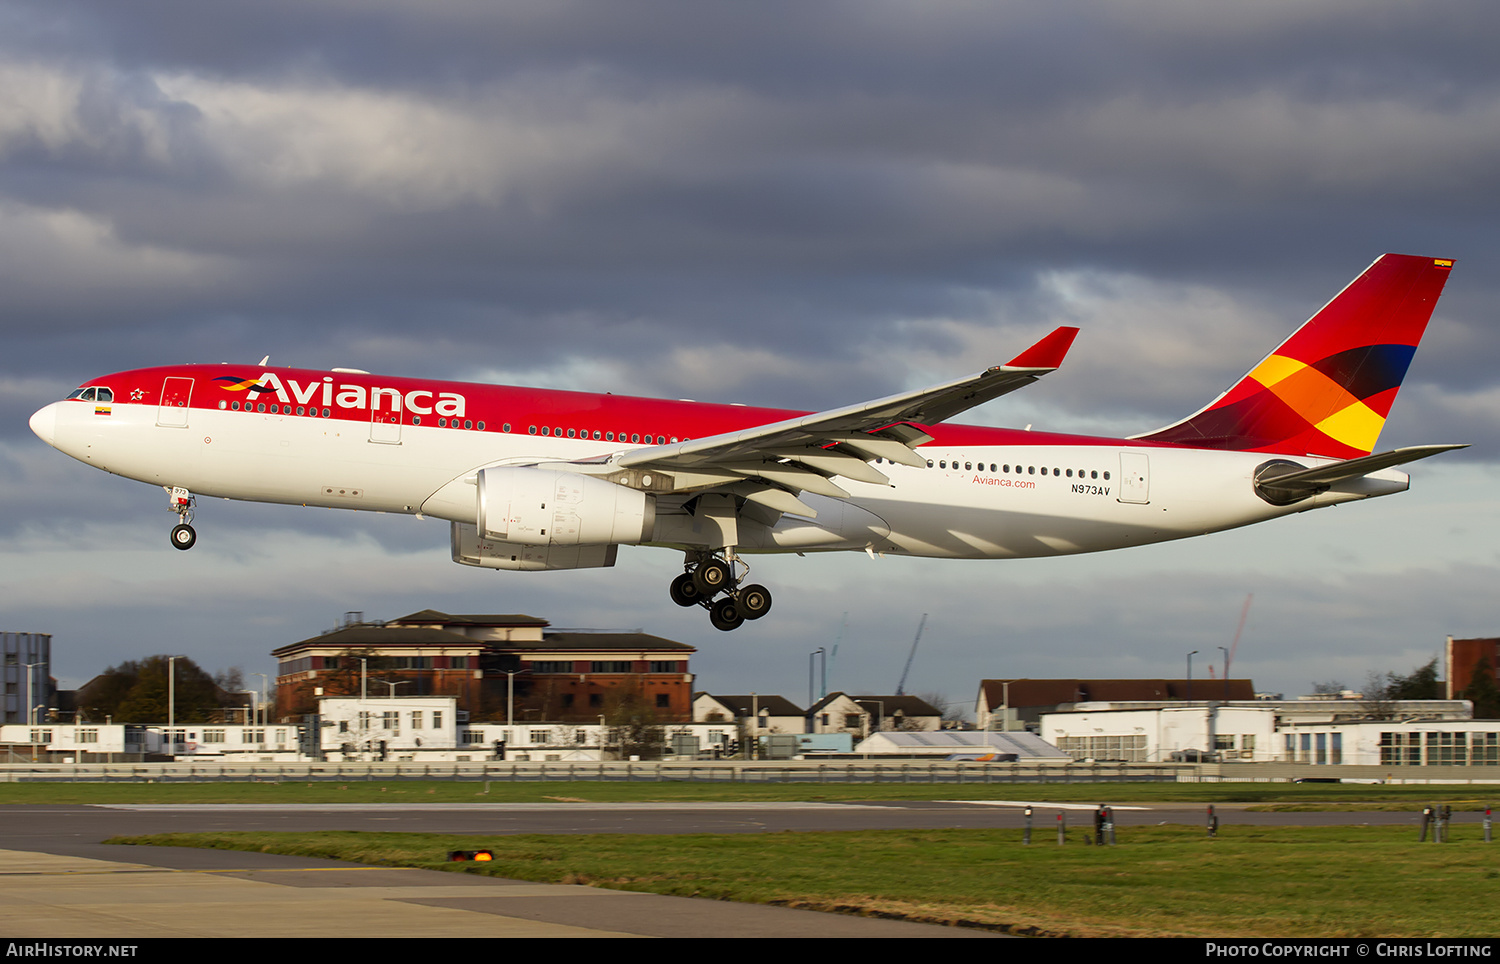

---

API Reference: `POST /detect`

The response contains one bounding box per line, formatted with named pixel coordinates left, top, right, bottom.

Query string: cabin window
left=503, top=423, right=511, bottom=433
left=529, top=425, right=537, bottom=435
left=631, top=434, right=640, bottom=443
left=464, top=420, right=473, bottom=429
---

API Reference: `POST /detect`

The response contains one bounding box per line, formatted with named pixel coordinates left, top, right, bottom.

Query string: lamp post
left=1218, top=646, right=1230, bottom=701
left=1187, top=650, right=1198, bottom=702
left=23, top=662, right=44, bottom=726
left=809, top=648, right=825, bottom=705
left=167, top=656, right=181, bottom=728
left=253, top=673, right=271, bottom=726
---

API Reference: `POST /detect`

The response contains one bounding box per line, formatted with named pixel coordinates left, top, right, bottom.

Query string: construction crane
left=895, top=613, right=928, bottom=696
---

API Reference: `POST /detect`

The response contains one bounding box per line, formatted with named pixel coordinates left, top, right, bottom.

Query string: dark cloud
left=3, top=1, right=1498, bottom=694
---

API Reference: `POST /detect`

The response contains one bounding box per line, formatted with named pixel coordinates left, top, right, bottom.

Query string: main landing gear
left=669, top=550, right=772, bottom=632
left=167, top=486, right=197, bottom=550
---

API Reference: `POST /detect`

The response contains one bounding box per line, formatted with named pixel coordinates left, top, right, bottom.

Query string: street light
left=23, top=662, right=45, bottom=726
left=1187, top=650, right=1198, bottom=702
left=253, top=673, right=271, bottom=727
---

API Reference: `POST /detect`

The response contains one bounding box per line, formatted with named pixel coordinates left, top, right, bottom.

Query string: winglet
left=1004, top=326, right=1080, bottom=369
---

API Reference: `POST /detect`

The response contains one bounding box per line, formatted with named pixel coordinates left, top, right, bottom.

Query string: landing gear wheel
left=669, top=572, right=702, bottom=607
left=170, top=523, right=197, bottom=550
left=709, top=596, right=745, bottom=632
left=738, top=584, right=772, bottom=620
left=693, top=558, right=733, bottom=597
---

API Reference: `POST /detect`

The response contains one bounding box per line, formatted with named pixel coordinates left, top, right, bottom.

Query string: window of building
left=590, top=661, right=632, bottom=673
left=76, top=728, right=98, bottom=743
left=649, top=661, right=679, bottom=673
left=202, top=729, right=226, bottom=743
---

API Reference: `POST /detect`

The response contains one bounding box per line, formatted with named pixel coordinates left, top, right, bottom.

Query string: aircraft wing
left=600, top=327, right=1079, bottom=512
left=1253, top=444, right=1468, bottom=504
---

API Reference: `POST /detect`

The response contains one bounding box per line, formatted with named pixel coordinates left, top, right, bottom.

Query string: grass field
left=106, top=824, right=1500, bottom=938
left=2, top=778, right=1496, bottom=807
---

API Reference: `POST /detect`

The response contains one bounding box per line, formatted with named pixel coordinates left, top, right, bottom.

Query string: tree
left=1461, top=657, right=1500, bottom=720
left=1386, top=659, right=1442, bottom=701
left=601, top=689, right=665, bottom=760
left=77, top=656, right=241, bottom=723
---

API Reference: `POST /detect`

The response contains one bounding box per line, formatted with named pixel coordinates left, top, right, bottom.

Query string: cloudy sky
left=3, top=0, right=1499, bottom=714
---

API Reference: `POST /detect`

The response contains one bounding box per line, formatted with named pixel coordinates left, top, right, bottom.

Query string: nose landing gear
left=167, top=486, right=197, bottom=551
left=670, top=550, right=773, bottom=631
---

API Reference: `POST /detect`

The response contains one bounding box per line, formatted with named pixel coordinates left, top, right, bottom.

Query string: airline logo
left=214, top=376, right=278, bottom=394
left=217, top=371, right=467, bottom=417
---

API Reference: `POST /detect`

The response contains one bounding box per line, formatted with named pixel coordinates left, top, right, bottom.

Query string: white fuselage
left=29, top=395, right=1409, bottom=561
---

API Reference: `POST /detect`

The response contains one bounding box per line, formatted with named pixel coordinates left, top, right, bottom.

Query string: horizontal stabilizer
left=1253, top=444, right=1467, bottom=505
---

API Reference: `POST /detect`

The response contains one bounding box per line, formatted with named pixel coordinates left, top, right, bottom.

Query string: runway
left=0, top=799, right=1450, bottom=939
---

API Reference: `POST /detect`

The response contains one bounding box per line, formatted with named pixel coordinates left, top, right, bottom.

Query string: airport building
left=976, top=678, right=1256, bottom=731
left=272, top=610, right=696, bottom=724
left=2, top=632, right=52, bottom=725
left=1038, top=698, right=1495, bottom=766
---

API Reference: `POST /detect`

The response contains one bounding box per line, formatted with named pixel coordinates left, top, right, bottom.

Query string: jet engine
left=450, top=522, right=619, bottom=571
left=475, top=466, right=654, bottom=546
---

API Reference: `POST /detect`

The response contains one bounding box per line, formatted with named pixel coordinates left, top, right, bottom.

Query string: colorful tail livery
left=1139, top=254, right=1453, bottom=458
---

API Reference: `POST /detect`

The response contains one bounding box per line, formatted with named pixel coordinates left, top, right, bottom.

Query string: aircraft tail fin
left=1136, top=254, right=1454, bottom=458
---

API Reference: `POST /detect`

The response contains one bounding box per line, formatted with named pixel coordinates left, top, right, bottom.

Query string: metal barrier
left=0, top=760, right=1183, bottom=784
left=5, top=760, right=1500, bottom=784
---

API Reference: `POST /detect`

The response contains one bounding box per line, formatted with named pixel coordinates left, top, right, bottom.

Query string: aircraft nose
left=29, top=402, right=57, bottom=446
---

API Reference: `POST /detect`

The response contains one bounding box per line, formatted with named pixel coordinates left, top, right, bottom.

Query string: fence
left=5, top=760, right=1500, bottom=784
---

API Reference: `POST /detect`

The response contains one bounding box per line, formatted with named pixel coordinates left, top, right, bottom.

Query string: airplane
left=29, top=253, right=1464, bottom=632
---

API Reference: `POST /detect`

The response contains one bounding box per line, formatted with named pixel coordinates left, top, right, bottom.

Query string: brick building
left=1447, top=636, right=1500, bottom=701
left=273, top=610, right=695, bottom=724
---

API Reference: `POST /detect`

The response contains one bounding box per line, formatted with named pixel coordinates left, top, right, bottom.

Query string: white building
left=1040, top=699, right=1499, bottom=766
left=317, top=697, right=458, bottom=758
left=0, top=722, right=301, bottom=761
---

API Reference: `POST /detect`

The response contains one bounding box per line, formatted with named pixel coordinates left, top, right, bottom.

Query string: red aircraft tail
left=1137, top=254, right=1454, bottom=459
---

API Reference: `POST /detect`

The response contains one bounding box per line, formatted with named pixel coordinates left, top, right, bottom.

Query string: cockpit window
left=95, top=388, right=113, bottom=403
left=65, top=386, right=113, bottom=402
left=67, top=388, right=97, bottom=401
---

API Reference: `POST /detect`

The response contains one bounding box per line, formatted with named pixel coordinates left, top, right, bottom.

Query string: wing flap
left=614, top=325, right=1079, bottom=492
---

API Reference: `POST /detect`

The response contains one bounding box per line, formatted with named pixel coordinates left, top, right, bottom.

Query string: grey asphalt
left=0, top=799, right=1457, bottom=939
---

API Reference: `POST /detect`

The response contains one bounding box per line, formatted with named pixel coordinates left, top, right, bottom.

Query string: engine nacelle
left=476, top=467, right=654, bottom=547
left=451, top=522, right=619, bottom=571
